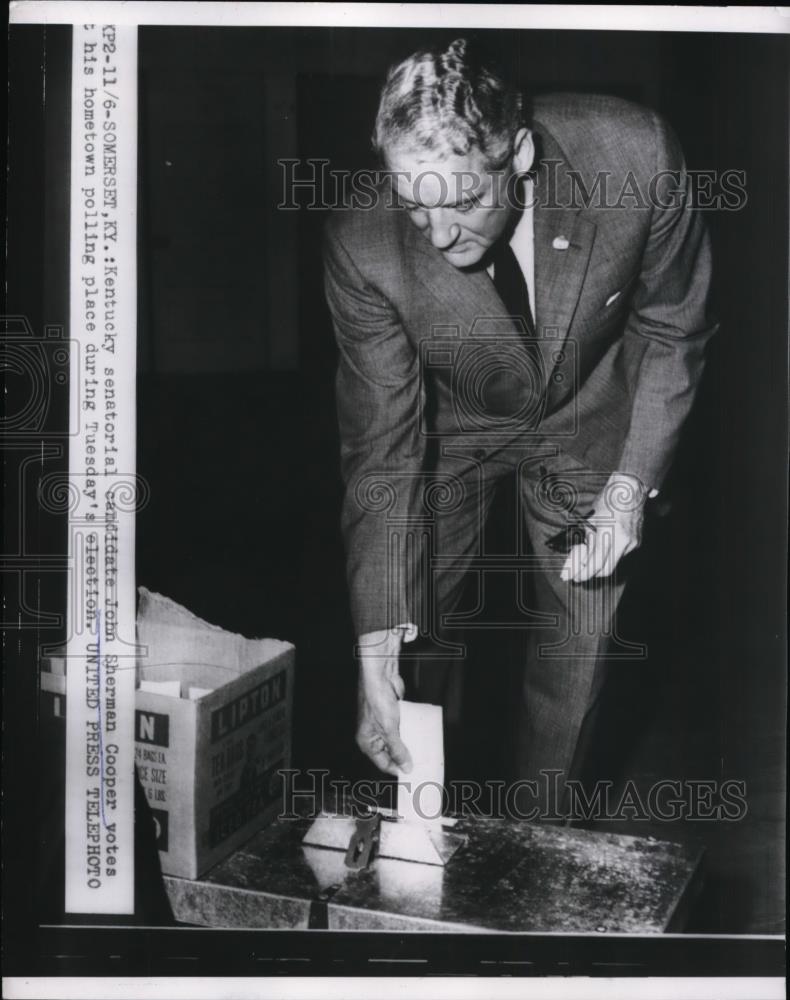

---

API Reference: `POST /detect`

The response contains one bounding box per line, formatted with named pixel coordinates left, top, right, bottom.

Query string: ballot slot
left=301, top=701, right=466, bottom=869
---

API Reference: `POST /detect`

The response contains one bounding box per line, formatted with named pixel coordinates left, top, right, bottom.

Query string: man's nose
left=427, top=211, right=460, bottom=250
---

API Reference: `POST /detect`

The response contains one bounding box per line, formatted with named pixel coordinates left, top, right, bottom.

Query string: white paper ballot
left=397, top=700, right=444, bottom=826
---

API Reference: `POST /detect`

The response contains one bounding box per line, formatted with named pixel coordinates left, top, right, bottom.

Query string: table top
left=165, top=812, right=703, bottom=933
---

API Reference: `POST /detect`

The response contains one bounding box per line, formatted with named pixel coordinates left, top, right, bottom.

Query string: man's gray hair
left=372, top=38, right=525, bottom=166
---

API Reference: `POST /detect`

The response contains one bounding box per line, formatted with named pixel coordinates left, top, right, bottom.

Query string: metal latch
left=343, top=812, right=382, bottom=870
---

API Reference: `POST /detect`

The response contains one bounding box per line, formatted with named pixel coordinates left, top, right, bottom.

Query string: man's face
left=384, top=130, right=533, bottom=269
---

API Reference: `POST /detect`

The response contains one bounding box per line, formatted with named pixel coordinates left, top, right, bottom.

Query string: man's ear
left=512, top=128, right=535, bottom=174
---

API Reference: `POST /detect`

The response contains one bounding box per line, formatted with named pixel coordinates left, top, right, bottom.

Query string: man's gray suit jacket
left=324, top=93, right=718, bottom=636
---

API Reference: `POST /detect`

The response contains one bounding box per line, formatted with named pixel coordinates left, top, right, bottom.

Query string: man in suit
left=324, top=38, right=717, bottom=818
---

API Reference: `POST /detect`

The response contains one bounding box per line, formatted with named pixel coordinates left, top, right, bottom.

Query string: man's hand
left=560, top=472, right=648, bottom=583
left=356, top=626, right=417, bottom=776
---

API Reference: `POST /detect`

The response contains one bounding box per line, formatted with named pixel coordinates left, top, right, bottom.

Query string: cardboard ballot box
left=39, top=588, right=295, bottom=880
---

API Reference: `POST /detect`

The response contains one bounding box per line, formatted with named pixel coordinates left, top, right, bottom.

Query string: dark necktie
left=492, top=241, right=536, bottom=339
left=478, top=241, right=543, bottom=423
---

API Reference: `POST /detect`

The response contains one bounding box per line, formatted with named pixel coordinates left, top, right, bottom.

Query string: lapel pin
left=552, top=236, right=570, bottom=250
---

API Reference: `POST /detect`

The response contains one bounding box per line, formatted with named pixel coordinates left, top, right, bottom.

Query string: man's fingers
left=578, top=535, right=596, bottom=579
left=588, top=529, right=613, bottom=578
left=561, top=542, right=586, bottom=581
left=358, top=728, right=400, bottom=776
left=562, top=538, right=593, bottom=582
left=566, top=528, right=626, bottom=581
left=402, top=623, right=418, bottom=643
left=598, top=532, right=622, bottom=577
left=387, top=731, right=413, bottom=773
left=367, top=744, right=400, bottom=776
left=592, top=530, right=636, bottom=578
left=357, top=713, right=413, bottom=775
left=365, top=736, right=411, bottom=776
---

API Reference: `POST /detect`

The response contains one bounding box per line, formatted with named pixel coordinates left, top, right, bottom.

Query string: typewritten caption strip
left=64, top=22, right=137, bottom=914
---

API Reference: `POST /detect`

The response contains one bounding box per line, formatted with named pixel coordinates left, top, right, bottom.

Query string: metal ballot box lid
left=165, top=810, right=703, bottom=933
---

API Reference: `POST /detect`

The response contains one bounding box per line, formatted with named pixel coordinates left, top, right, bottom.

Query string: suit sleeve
left=324, top=220, right=425, bottom=636
left=616, top=111, right=719, bottom=491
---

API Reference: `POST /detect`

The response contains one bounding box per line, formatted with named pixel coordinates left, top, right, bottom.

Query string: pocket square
left=605, top=290, right=622, bottom=307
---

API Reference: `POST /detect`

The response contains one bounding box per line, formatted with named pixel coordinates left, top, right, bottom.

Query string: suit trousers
left=404, top=442, right=632, bottom=821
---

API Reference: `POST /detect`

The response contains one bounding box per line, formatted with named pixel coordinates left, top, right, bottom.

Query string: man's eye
left=455, top=199, right=478, bottom=214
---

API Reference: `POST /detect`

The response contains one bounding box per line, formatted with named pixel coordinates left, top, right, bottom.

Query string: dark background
left=5, top=23, right=787, bottom=972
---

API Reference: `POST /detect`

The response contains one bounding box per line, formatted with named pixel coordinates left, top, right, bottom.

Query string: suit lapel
left=532, top=120, right=597, bottom=383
